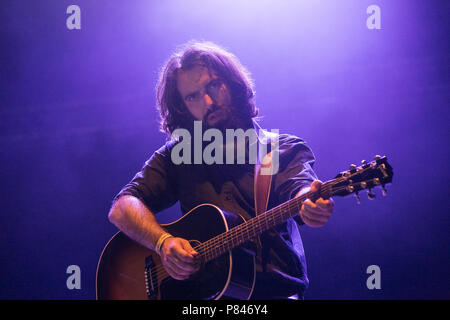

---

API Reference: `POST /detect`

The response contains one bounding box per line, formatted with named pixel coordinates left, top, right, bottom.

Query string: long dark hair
left=156, top=41, right=259, bottom=137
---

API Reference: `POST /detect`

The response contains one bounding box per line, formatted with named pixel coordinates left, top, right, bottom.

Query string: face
left=176, top=64, right=232, bottom=129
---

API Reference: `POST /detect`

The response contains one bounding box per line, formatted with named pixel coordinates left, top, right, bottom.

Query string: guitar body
left=96, top=204, right=256, bottom=300
left=96, top=156, right=393, bottom=300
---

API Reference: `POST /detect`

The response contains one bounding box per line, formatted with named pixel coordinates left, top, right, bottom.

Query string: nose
left=203, top=93, right=214, bottom=106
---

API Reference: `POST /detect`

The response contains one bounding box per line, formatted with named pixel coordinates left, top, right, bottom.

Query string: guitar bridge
left=144, top=255, right=158, bottom=299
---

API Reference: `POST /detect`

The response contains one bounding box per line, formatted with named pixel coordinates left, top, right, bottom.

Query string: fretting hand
left=298, top=180, right=334, bottom=227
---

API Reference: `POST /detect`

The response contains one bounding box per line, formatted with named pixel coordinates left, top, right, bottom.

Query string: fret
left=197, top=177, right=341, bottom=263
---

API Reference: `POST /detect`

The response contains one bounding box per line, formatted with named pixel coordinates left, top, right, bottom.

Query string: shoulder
left=277, top=133, right=306, bottom=146
left=259, top=127, right=309, bottom=151
left=155, top=139, right=178, bottom=156
left=144, top=139, right=178, bottom=168
left=270, top=133, right=316, bottom=174
left=277, top=133, right=313, bottom=155
left=152, top=135, right=187, bottom=159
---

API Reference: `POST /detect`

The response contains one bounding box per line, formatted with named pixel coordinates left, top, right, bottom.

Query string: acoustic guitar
left=96, top=155, right=393, bottom=300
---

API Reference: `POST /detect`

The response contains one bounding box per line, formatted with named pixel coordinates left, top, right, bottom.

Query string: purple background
left=0, top=0, right=449, bottom=299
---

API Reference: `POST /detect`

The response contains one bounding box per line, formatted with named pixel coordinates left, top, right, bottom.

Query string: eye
left=185, top=93, right=197, bottom=102
left=209, top=80, right=222, bottom=89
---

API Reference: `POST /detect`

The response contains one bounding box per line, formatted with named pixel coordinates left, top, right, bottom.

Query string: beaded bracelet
left=155, top=232, right=173, bottom=255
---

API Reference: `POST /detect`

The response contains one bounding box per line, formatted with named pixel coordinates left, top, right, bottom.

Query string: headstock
left=330, top=155, right=393, bottom=203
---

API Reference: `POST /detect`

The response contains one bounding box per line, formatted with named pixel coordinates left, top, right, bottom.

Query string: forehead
left=176, top=64, right=217, bottom=96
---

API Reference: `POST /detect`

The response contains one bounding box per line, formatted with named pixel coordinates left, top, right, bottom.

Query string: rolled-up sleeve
left=113, top=142, right=178, bottom=214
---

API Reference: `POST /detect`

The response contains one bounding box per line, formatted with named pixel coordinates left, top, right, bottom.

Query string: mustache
left=204, top=104, right=221, bottom=119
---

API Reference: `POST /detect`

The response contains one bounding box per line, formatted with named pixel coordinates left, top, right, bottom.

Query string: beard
left=200, top=105, right=255, bottom=167
left=203, top=104, right=251, bottom=133
left=204, top=104, right=231, bottom=130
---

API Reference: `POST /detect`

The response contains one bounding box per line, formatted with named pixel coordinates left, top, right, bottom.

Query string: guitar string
left=148, top=198, right=309, bottom=283
left=202, top=201, right=329, bottom=261
left=150, top=182, right=371, bottom=285
left=155, top=162, right=380, bottom=274
left=202, top=173, right=385, bottom=260
left=195, top=184, right=325, bottom=260
left=149, top=182, right=338, bottom=283
left=149, top=181, right=339, bottom=282
left=192, top=180, right=336, bottom=261
left=150, top=179, right=337, bottom=276
left=151, top=167, right=384, bottom=284
left=148, top=163, right=384, bottom=283
left=149, top=179, right=352, bottom=280
left=154, top=166, right=371, bottom=275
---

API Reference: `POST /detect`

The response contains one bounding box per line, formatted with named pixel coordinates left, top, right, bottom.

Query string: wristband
left=155, top=232, right=173, bottom=255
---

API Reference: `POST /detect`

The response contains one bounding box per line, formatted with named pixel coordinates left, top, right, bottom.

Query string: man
left=108, top=41, right=334, bottom=299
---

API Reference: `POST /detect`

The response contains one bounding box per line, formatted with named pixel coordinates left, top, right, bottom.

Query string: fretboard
left=194, top=179, right=335, bottom=263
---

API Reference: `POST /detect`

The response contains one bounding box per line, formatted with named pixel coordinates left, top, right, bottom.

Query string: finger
left=301, top=207, right=329, bottom=224
left=303, top=199, right=329, bottom=216
left=173, top=248, right=197, bottom=264
left=162, top=253, right=190, bottom=277
left=315, top=203, right=334, bottom=215
left=304, top=205, right=333, bottom=220
left=167, top=253, right=199, bottom=273
left=165, top=238, right=197, bottom=263
left=181, top=240, right=199, bottom=257
left=316, top=197, right=335, bottom=209
left=303, top=199, right=317, bottom=210
left=164, top=263, right=189, bottom=281
left=299, top=211, right=325, bottom=227
left=165, top=256, right=196, bottom=276
left=310, top=180, right=323, bottom=193
left=162, top=246, right=196, bottom=273
left=173, top=248, right=198, bottom=266
left=303, top=199, right=333, bottom=217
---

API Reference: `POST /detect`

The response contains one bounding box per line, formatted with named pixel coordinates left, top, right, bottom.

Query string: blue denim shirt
left=114, top=132, right=317, bottom=299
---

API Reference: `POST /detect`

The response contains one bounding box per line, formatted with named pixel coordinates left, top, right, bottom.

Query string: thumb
left=181, top=239, right=198, bottom=255
left=310, top=180, right=323, bottom=193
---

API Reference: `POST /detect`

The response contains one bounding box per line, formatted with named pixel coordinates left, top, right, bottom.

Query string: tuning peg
left=349, top=164, right=357, bottom=171
left=374, top=155, right=381, bottom=161
left=381, top=185, right=387, bottom=196
left=361, top=160, right=367, bottom=165
left=367, top=188, right=376, bottom=200
left=355, top=191, right=361, bottom=204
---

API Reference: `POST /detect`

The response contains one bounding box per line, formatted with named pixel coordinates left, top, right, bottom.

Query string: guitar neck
left=195, top=179, right=335, bottom=263
left=192, top=155, right=393, bottom=263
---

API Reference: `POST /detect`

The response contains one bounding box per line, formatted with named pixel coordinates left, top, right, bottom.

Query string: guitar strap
left=254, top=152, right=273, bottom=216
left=253, top=129, right=278, bottom=272
left=253, top=128, right=278, bottom=215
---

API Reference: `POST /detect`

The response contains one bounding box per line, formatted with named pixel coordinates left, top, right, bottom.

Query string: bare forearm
left=108, top=195, right=166, bottom=250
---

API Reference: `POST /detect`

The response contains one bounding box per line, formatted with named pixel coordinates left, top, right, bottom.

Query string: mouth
left=207, top=110, right=219, bottom=120
left=206, top=109, right=225, bottom=122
